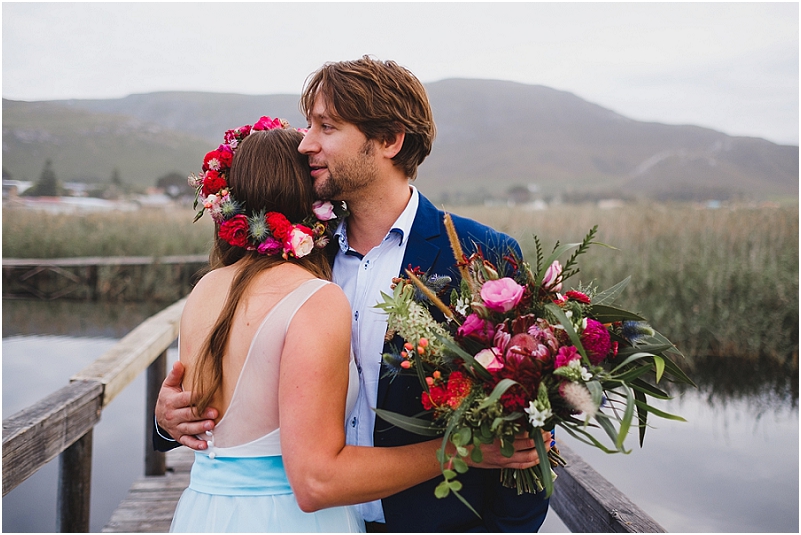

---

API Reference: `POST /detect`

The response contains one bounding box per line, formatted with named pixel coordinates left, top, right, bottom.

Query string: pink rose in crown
left=474, top=348, right=504, bottom=371
left=480, top=277, right=525, bottom=313
left=253, top=116, right=284, bottom=131
left=542, top=260, right=563, bottom=293
left=457, top=313, right=496, bottom=345
left=581, top=319, right=612, bottom=365
left=285, top=226, right=315, bottom=258
left=312, top=200, right=336, bottom=221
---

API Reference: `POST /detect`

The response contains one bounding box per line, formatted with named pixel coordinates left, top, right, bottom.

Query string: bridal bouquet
left=375, top=216, right=694, bottom=512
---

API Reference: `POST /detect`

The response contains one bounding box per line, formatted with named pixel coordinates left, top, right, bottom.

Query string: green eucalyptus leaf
left=470, top=443, right=484, bottom=463
left=443, top=469, right=457, bottom=479
left=453, top=457, right=469, bottom=474
left=448, top=480, right=464, bottom=492
left=500, top=439, right=515, bottom=458
left=434, top=480, right=451, bottom=499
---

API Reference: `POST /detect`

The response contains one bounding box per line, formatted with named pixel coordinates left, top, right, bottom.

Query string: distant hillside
left=3, top=80, right=798, bottom=202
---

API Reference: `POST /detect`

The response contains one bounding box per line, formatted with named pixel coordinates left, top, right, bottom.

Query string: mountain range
left=3, top=79, right=798, bottom=203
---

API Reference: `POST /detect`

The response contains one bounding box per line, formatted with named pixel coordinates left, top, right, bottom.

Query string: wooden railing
left=2, top=255, right=208, bottom=301
left=2, top=298, right=185, bottom=531
left=1, top=297, right=666, bottom=532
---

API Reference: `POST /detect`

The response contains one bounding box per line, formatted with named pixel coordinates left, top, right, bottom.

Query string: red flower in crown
left=201, top=170, right=227, bottom=197
left=265, top=212, right=293, bottom=242
left=203, top=149, right=234, bottom=172
left=218, top=215, right=250, bottom=248
left=253, top=116, right=285, bottom=131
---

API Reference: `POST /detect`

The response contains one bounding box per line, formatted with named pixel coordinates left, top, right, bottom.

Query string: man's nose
left=298, top=131, right=317, bottom=154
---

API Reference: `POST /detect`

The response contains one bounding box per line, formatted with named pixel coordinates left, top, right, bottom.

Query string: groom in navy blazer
left=154, top=56, right=550, bottom=531
left=374, top=194, right=550, bottom=532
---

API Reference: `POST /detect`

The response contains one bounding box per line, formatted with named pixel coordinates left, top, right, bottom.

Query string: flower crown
left=188, top=116, right=346, bottom=259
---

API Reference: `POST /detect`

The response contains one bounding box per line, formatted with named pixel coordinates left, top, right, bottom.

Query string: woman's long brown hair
left=191, top=128, right=332, bottom=415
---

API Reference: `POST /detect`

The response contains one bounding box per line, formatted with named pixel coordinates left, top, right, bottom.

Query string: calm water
left=2, top=300, right=799, bottom=532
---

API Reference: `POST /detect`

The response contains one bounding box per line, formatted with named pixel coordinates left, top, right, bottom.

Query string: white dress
left=171, top=279, right=365, bottom=532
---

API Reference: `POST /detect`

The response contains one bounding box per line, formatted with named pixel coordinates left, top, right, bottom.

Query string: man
left=154, top=56, right=550, bottom=532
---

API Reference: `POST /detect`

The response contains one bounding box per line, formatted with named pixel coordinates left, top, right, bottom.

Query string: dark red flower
left=565, top=290, right=591, bottom=304
left=218, top=215, right=250, bottom=248
left=201, top=171, right=226, bottom=197
left=265, top=212, right=292, bottom=241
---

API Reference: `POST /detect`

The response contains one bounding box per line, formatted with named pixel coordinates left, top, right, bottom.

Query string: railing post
left=145, top=349, right=167, bottom=476
left=57, top=429, right=93, bottom=532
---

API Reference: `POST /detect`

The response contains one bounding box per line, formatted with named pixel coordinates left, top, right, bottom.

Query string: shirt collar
left=335, top=185, right=419, bottom=254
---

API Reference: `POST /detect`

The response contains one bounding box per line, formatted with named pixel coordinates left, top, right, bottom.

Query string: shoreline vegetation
left=3, top=202, right=798, bottom=364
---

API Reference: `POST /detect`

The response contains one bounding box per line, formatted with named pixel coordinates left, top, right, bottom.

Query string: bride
left=169, top=117, right=551, bottom=532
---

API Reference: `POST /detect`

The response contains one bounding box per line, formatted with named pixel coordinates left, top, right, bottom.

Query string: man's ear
left=381, top=128, right=405, bottom=159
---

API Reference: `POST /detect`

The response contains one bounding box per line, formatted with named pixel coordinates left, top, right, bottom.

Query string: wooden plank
left=2, top=255, right=209, bottom=268
left=71, top=298, right=186, bottom=406
left=550, top=442, right=666, bottom=533
left=2, top=380, right=103, bottom=496
left=104, top=448, right=194, bottom=533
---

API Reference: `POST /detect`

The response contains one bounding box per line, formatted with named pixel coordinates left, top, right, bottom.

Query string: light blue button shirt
left=333, top=186, right=419, bottom=524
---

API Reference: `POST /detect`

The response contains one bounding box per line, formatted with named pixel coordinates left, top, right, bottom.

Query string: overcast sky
left=3, top=2, right=799, bottom=145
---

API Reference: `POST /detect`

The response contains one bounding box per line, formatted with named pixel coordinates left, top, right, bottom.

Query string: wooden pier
left=2, top=255, right=208, bottom=301
left=3, top=297, right=666, bottom=533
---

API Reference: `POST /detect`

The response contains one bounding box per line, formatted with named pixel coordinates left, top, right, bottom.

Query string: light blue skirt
left=170, top=453, right=365, bottom=533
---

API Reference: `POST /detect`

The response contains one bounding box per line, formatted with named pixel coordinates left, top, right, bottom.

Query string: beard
left=314, top=140, right=377, bottom=200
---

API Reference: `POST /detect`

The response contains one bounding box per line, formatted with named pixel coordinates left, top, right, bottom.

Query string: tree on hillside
left=22, top=159, right=64, bottom=197
left=156, top=171, right=191, bottom=200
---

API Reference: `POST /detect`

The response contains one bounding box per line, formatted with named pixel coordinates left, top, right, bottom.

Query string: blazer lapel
left=376, top=194, right=443, bottom=411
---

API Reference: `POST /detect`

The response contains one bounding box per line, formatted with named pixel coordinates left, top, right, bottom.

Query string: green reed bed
left=3, top=207, right=215, bottom=258
left=448, top=203, right=799, bottom=363
left=3, top=203, right=798, bottom=361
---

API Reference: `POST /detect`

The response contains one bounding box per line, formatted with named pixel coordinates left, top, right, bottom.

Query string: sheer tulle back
left=206, top=279, right=331, bottom=455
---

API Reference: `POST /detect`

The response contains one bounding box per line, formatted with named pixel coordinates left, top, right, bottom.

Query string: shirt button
left=351, top=417, right=357, bottom=428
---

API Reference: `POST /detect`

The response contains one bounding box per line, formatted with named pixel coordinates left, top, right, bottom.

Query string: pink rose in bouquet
left=480, top=277, right=525, bottom=313
left=457, top=313, right=496, bottom=345
left=542, top=260, right=563, bottom=293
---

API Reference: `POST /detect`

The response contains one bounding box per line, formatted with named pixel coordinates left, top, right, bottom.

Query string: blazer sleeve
left=152, top=421, right=182, bottom=452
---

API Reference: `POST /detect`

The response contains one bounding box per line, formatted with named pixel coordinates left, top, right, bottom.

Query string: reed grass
left=3, top=202, right=798, bottom=361
left=447, top=202, right=799, bottom=363
left=2, top=207, right=215, bottom=258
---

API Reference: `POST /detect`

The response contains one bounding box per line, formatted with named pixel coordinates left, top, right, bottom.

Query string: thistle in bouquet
left=375, top=217, right=695, bottom=510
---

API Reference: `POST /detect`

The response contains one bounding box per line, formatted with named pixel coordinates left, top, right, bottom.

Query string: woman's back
left=172, top=263, right=364, bottom=532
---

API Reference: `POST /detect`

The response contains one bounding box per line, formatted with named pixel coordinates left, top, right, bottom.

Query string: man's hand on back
left=156, top=361, right=218, bottom=450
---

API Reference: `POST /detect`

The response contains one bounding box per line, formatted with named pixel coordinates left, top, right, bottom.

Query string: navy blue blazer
left=153, top=193, right=550, bottom=531
left=374, top=193, right=549, bottom=532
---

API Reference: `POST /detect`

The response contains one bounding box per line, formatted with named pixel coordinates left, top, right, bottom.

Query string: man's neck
left=344, top=181, right=413, bottom=255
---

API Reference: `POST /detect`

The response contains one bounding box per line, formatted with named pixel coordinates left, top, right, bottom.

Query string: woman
left=169, top=120, right=434, bottom=532
left=170, top=119, right=550, bottom=532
